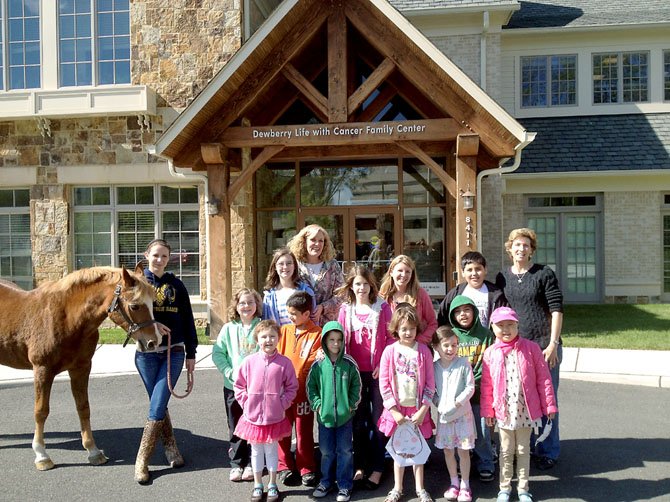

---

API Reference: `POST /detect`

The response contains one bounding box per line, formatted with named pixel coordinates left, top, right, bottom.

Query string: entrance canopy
left=155, top=0, right=533, bottom=173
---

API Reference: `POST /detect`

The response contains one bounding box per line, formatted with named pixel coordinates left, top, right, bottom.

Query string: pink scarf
left=490, top=336, right=520, bottom=419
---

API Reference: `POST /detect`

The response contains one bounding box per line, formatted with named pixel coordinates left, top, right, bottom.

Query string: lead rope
left=166, top=330, right=194, bottom=399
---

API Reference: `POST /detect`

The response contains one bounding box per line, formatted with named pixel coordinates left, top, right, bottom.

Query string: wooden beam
left=201, top=143, right=227, bottom=165
left=353, top=84, right=396, bottom=122
left=282, top=63, right=329, bottom=120
left=227, top=145, right=285, bottom=201
left=395, top=140, right=456, bottom=199
left=172, top=6, right=332, bottom=168
left=345, top=1, right=517, bottom=158
left=328, top=9, right=348, bottom=122
left=457, top=133, right=480, bottom=157
left=455, top=153, right=478, bottom=271
left=348, top=57, right=396, bottom=116
left=222, top=118, right=466, bottom=148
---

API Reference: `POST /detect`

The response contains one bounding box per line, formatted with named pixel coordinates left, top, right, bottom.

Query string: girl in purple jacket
left=234, top=320, right=299, bottom=502
left=481, top=307, right=557, bottom=502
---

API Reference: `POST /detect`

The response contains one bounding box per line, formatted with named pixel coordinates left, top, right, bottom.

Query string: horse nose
left=146, top=340, right=156, bottom=350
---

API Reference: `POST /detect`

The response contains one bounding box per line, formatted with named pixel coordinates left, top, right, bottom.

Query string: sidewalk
left=0, top=345, right=668, bottom=388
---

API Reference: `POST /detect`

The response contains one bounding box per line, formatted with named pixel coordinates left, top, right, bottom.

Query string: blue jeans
left=534, top=344, right=562, bottom=461
left=472, top=403, right=495, bottom=473
left=319, top=419, right=354, bottom=491
left=135, top=349, right=185, bottom=421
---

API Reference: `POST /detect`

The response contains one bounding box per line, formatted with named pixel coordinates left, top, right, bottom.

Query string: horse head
left=106, top=266, right=162, bottom=352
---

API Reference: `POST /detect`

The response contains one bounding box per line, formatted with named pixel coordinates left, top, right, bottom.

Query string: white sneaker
left=229, top=467, right=244, bottom=482
left=242, top=466, right=254, bottom=481
left=337, top=489, right=351, bottom=502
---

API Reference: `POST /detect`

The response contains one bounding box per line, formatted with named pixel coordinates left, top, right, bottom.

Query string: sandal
left=384, top=488, right=403, bottom=502
left=267, top=484, right=280, bottom=502
left=416, top=489, right=433, bottom=502
left=250, top=486, right=264, bottom=502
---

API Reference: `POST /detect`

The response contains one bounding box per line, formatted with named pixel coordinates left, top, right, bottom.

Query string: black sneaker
left=536, top=457, right=556, bottom=471
left=301, top=472, right=318, bottom=487
left=479, top=469, right=495, bottom=482
left=278, top=470, right=301, bottom=486
left=336, top=489, right=351, bottom=502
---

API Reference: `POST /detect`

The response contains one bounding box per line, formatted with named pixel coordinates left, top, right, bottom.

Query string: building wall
left=603, top=191, right=662, bottom=303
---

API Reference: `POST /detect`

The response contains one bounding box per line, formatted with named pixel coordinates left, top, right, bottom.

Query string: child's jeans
left=472, top=403, right=495, bottom=474
left=278, top=399, right=317, bottom=475
left=318, top=419, right=354, bottom=490
left=499, top=426, right=531, bottom=493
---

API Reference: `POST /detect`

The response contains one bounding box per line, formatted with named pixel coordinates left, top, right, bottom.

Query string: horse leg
left=32, top=366, right=56, bottom=471
left=68, top=365, right=109, bottom=466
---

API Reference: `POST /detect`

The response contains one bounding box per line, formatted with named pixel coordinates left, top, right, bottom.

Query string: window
left=593, top=52, right=649, bottom=104
left=664, top=214, right=670, bottom=294
left=526, top=195, right=601, bottom=303
left=521, top=55, right=577, bottom=107
left=59, top=0, right=130, bottom=87
left=0, top=0, right=41, bottom=90
left=0, top=189, right=33, bottom=288
left=243, top=0, right=283, bottom=40
left=664, top=50, right=670, bottom=101
left=73, top=185, right=201, bottom=294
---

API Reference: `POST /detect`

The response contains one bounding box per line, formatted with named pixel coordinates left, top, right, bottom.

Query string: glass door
left=300, top=207, right=400, bottom=284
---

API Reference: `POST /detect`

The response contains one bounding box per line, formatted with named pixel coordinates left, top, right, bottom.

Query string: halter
left=107, top=284, right=158, bottom=349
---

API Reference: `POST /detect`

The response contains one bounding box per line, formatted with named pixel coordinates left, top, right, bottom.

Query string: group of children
left=213, top=252, right=557, bottom=502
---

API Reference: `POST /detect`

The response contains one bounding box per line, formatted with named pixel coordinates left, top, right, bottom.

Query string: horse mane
left=39, top=267, right=154, bottom=303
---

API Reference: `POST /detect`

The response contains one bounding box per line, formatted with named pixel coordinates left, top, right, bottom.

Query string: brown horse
left=0, top=265, right=161, bottom=470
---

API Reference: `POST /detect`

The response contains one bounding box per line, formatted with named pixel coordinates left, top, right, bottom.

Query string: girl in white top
left=432, top=327, right=476, bottom=502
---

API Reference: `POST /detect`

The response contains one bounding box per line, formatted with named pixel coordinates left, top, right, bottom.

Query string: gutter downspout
left=481, top=11, right=489, bottom=90
left=148, top=146, right=213, bottom=326
left=476, top=131, right=536, bottom=252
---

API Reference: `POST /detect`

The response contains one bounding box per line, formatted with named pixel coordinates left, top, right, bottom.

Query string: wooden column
left=203, top=144, right=230, bottom=337
left=455, top=134, right=479, bottom=282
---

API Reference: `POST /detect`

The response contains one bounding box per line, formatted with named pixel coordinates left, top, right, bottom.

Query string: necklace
left=514, top=268, right=528, bottom=283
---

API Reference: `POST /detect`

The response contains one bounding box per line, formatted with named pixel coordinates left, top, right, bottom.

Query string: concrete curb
left=1, top=345, right=668, bottom=388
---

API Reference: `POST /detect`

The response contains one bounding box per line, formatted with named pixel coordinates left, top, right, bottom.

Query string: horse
left=0, top=265, right=161, bottom=470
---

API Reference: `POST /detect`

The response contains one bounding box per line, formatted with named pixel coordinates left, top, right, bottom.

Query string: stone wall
left=133, top=0, right=241, bottom=110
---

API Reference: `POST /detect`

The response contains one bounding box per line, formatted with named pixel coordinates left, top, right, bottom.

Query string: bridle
left=106, top=284, right=159, bottom=350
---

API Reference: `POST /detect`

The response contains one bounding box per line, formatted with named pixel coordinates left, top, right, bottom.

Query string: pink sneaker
left=457, top=487, right=473, bottom=502
left=444, top=485, right=459, bottom=501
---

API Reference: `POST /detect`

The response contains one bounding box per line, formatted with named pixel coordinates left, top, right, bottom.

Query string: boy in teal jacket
left=307, top=321, right=362, bottom=502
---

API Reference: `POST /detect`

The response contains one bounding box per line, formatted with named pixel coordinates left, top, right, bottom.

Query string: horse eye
left=129, top=304, right=140, bottom=311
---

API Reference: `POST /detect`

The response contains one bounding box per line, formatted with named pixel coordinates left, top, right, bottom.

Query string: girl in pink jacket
left=234, top=320, right=299, bottom=502
left=480, top=307, right=557, bottom=502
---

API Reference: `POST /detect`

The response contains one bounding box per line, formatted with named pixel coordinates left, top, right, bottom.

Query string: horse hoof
left=135, top=472, right=151, bottom=485
left=88, top=452, right=109, bottom=466
left=36, top=459, right=55, bottom=471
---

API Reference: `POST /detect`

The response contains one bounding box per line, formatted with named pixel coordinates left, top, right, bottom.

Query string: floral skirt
left=235, top=416, right=292, bottom=444
left=434, top=410, right=477, bottom=450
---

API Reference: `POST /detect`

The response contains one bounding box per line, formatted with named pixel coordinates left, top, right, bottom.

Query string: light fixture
left=460, top=187, right=475, bottom=211
left=207, top=195, right=220, bottom=216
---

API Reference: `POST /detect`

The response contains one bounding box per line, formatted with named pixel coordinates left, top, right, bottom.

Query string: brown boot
left=135, top=420, right=161, bottom=484
left=161, top=411, right=185, bottom=468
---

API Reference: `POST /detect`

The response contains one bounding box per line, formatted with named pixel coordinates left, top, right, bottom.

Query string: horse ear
left=134, top=261, right=145, bottom=275
left=121, top=266, right=135, bottom=286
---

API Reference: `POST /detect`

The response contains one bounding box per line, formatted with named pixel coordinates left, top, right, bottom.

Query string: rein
left=106, top=284, right=158, bottom=349
left=166, top=331, right=194, bottom=400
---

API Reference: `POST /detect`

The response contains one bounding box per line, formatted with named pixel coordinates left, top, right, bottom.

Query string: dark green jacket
left=448, top=295, right=495, bottom=403
left=306, top=326, right=362, bottom=428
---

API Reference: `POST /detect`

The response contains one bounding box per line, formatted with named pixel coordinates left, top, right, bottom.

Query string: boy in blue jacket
left=307, top=321, right=362, bottom=502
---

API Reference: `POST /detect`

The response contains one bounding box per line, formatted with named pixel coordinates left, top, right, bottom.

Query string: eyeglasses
left=238, top=301, right=256, bottom=306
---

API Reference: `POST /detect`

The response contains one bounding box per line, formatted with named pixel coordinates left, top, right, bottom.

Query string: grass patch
left=99, top=327, right=211, bottom=345
left=562, top=304, right=670, bottom=350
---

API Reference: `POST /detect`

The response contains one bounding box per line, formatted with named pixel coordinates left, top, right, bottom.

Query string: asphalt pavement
left=0, top=370, right=668, bottom=502
left=1, top=345, right=669, bottom=387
